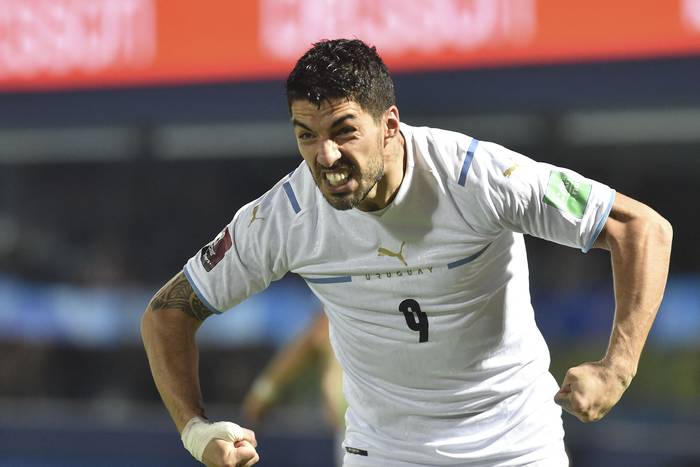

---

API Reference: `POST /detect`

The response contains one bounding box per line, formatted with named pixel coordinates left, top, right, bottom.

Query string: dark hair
left=286, top=39, right=396, bottom=119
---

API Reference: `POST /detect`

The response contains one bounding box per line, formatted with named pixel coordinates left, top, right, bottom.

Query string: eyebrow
left=292, top=114, right=357, bottom=132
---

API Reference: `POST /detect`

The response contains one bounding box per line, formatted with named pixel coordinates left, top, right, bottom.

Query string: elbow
left=632, top=208, right=673, bottom=261
left=650, top=211, right=673, bottom=252
left=140, top=304, right=173, bottom=349
left=141, top=299, right=168, bottom=345
left=140, top=304, right=155, bottom=344
left=660, top=216, right=673, bottom=245
left=140, top=299, right=201, bottom=347
left=604, top=195, right=672, bottom=258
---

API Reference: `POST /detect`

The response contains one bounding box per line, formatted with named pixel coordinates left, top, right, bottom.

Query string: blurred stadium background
left=0, top=1, right=699, bottom=466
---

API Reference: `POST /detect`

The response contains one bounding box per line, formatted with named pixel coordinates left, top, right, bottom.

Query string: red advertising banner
left=1, top=0, right=700, bottom=91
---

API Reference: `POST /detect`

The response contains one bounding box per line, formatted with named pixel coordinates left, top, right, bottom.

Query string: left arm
left=554, top=192, right=673, bottom=422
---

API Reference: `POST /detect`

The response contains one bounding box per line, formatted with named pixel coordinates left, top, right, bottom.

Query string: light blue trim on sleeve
left=183, top=265, right=222, bottom=314
left=305, top=275, right=353, bottom=284
left=582, top=189, right=616, bottom=253
left=458, top=138, right=479, bottom=186
left=283, top=181, right=301, bottom=214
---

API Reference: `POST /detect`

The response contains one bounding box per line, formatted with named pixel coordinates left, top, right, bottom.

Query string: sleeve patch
left=200, top=227, right=233, bottom=272
left=543, top=171, right=592, bottom=219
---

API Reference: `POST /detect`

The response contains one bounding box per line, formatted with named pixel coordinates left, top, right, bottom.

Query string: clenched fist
left=203, top=438, right=259, bottom=467
left=181, top=417, right=260, bottom=466
left=554, top=360, right=632, bottom=423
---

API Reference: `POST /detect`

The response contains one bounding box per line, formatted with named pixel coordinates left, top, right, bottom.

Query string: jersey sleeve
left=466, top=141, right=615, bottom=252
left=182, top=184, right=294, bottom=314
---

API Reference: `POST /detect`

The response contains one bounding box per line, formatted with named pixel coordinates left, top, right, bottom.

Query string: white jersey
left=184, top=123, right=615, bottom=466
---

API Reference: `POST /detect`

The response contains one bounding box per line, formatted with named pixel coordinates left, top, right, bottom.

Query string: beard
left=314, top=153, right=384, bottom=211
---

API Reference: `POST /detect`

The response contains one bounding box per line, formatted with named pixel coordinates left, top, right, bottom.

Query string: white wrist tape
left=181, top=416, right=246, bottom=462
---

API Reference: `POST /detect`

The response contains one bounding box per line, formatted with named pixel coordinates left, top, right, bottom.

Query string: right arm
left=141, top=271, right=211, bottom=432
left=141, top=271, right=259, bottom=466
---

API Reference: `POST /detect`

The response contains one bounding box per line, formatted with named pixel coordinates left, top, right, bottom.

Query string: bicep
left=149, top=271, right=214, bottom=322
left=592, top=192, right=668, bottom=251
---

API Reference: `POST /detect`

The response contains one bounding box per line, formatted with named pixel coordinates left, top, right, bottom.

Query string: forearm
left=600, top=198, right=673, bottom=381
left=142, top=306, right=206, bottom=433
left=143, top=272, right=260, bottom=464
left=555, top=195, right=672, bottom=422
left=141, top=271, right=215, bottom=433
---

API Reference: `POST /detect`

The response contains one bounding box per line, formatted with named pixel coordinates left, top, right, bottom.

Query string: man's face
left=291, top=98, right=385, bottom=210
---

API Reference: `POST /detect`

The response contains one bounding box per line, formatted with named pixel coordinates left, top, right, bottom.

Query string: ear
left=383, top=105, right=400, bottom=140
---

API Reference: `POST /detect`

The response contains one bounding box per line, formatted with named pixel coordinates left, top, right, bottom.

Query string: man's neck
left=357, top=131, right=406, bottom=212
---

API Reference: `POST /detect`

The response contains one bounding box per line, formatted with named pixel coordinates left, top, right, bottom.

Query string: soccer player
left=141, top=39, right=672, bottom=467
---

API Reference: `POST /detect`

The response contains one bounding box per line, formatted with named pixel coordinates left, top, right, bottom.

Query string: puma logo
left=248, top=205, right=265, bottom=227
left=503, top=164, right=519, bottom=177
left=377, top=241, right=407, bottom=266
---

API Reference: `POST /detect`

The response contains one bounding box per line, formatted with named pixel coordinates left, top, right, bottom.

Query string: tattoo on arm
left=150, top=272, right=214, bottom=321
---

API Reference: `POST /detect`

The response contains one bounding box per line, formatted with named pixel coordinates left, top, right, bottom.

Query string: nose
left=316, top=139, right=341, bottom=168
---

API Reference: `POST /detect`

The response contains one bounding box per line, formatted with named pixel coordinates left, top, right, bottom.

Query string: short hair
left=286, top=39, right=396, bottom=120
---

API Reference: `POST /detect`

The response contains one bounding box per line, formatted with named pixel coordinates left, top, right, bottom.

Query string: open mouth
left=320, top=164, right=357, bottom=194
left=325, top=169, right=350, bottom=187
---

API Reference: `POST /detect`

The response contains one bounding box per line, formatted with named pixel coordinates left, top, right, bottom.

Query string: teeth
left=326, top=171, right=349, bottom=186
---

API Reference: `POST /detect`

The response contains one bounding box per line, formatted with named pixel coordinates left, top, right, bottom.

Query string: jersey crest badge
left=200, top=227, right=233, bottom=272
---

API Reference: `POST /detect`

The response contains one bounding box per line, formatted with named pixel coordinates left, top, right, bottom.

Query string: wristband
left=181, top=416, right=245, bottom=462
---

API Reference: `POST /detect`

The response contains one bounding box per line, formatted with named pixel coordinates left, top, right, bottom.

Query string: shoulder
left=401, top=122, right=478, bottom=185
left=402, top=122, right=540, bottom=190
left=255, top=161, right=318, bottom=222
left=468, top=141, right=538, bottom=187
